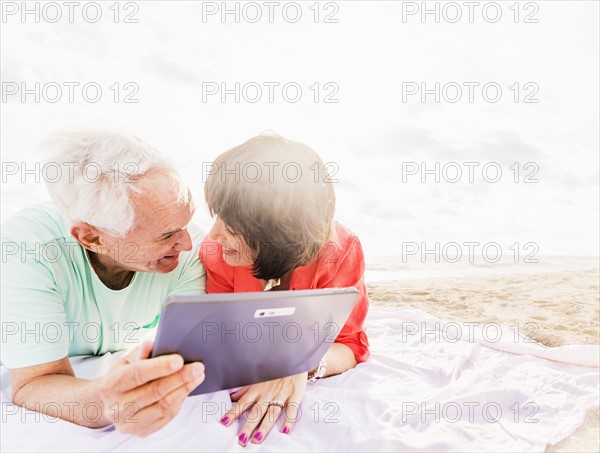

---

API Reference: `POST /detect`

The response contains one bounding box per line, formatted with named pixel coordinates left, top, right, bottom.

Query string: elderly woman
left=199, top=134, right=370, bottom=446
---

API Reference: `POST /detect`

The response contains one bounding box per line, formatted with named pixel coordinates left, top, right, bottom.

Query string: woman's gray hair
left=205, top=133, right=336, bottom=280
left=44, top=129, right=190, bottom=237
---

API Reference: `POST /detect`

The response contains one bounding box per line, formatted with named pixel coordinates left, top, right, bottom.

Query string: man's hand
left=98, top=340, right=205, bottom=437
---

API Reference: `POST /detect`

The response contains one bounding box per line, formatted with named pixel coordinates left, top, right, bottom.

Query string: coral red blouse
left=199, top=221, right=370, bottom=363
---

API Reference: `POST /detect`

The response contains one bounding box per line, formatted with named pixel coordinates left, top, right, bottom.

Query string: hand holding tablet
left=151, top=287, right=359, bottom=395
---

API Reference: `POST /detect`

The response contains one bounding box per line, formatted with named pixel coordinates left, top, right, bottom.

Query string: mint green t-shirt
left=1, top=202, right=206, bottom=369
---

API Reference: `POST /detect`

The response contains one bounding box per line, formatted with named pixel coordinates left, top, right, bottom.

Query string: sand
left=366, top=268, right=600, bottom=453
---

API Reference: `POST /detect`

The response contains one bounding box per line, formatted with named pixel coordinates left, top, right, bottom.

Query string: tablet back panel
left=151, top=288, right=359, bottom=395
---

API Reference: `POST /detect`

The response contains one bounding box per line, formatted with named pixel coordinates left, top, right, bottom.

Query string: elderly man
left=1, top=130, right=206, bottom=436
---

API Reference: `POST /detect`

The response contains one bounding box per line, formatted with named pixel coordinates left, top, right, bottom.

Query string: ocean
left=364, top=255, right=600, bottom=282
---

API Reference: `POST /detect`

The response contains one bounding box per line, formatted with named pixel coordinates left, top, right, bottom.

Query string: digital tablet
left=151, top=287, right=359, bottom=395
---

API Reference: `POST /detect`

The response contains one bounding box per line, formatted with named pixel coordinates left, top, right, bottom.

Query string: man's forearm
left=8, top=344, right=203, bottom=437
left=12, top=374, right=112, bottom=428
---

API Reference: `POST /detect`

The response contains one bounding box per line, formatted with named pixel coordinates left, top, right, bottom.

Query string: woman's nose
left=207, top=218, right=224, bottom=241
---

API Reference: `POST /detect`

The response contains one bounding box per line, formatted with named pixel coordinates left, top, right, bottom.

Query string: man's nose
left=174, top=229, right=193, bottom=252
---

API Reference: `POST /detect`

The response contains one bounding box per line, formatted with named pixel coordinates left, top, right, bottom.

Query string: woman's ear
left=70, top=223, right=104, bottom=253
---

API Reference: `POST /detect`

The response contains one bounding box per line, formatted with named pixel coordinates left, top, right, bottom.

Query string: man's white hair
left=44, top=129, right=190, bottom=237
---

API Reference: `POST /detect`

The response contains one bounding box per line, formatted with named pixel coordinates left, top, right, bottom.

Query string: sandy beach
left=367, top=268, right=600, bottom=452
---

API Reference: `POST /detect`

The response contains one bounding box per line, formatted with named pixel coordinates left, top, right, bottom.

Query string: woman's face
left=208, top=217, right=254, bottom=267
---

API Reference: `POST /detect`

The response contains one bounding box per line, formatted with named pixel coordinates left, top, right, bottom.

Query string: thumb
left=137, top=340, right=155, bottom=360
left=114, top=340, right=155, bottom=369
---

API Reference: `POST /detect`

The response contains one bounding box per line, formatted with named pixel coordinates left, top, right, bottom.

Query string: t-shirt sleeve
left=321, top=235, right=371, bottom=363
left=199, top=238, right=235, bottom=293
left=0, top=239, right=69, bottom=369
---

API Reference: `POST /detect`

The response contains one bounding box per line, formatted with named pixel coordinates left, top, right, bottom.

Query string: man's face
left=98, top=190, right=195, bottom=274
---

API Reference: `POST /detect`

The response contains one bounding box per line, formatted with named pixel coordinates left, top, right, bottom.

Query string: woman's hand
left=219, top=372, right=308, bottom=446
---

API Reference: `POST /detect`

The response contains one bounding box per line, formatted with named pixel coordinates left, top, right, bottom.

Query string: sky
left=1, top=0, right=598, bottom=258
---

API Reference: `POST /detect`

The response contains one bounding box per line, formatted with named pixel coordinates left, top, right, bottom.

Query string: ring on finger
left=267, top=399, right=285, bottom=409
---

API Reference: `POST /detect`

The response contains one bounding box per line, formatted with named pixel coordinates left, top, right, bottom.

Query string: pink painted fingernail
left=220, top=416, right=229, bottom=425
left=239, top=433, right=248, bottom=445
left=253, top=432, right=263, bottom=441
left=282, top=426, right=290, bottom=434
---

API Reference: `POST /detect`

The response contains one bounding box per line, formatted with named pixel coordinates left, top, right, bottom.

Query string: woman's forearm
left=317, top=342, right=358, bottom=378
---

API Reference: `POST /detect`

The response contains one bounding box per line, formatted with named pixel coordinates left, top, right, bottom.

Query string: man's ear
left=70, top=223, right=105, bottom=253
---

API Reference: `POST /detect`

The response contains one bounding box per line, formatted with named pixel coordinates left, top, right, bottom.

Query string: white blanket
left=2, top=305, right=598, bottom=452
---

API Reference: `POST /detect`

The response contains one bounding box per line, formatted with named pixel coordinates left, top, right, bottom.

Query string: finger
left=137, top=340, right=155, bottom=361
left=117, top=362, right=205, bottom=414
left=115, top=341, right=156, bottom=368
left=107, top=354, right=185, bottom=393
left=219, top=399, right=255, bottom=427
left=229, top=386, right=249, bottom=402
left=281, top=394, right=303, bottom=435
left=115, top=376, right=199, bottom=437
left=237, top=400, right=270, bottom=447
left=251, top=402, right=283, bottom=444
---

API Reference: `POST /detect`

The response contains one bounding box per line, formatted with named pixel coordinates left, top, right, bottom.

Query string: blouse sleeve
left=320, top=234, right=370, bottom=363
left=199, top=238, right=235, bottom=293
